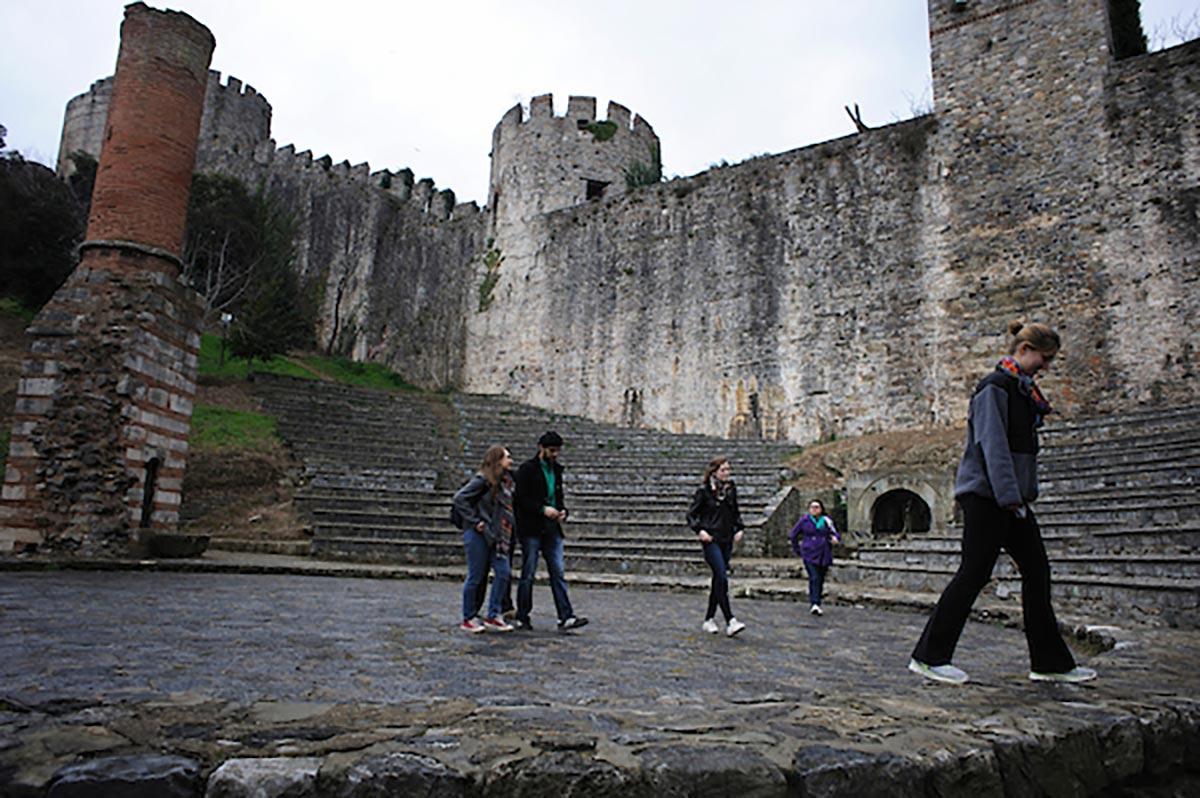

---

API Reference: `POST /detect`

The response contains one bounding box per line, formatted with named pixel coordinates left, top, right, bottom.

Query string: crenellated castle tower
left=488, top=94, right=659, bottom=230
left=57, top=70, right=272, bottom=178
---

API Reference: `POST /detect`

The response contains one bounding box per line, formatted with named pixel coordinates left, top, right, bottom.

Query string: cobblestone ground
left=1, top=571, right=1198, bottom=795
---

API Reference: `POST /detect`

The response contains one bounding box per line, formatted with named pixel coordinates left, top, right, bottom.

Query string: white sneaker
left=1029, top=666, right=1097, bottom=683
left=726, top=618, right=746, bottom=637
left=810, top=604, right=823, bottom=616
left=701, top=618, right=720, bottom=634
left=908, top=658, right=969, bottom=684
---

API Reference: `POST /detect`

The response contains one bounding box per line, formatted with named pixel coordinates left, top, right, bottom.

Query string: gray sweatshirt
left=954, top=383, right=1039, bottom=507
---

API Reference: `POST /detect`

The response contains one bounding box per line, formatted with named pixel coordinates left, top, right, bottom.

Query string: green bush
left=624, top=143, right=663, bottom=190
left=586, top=120, right=618, bottom=142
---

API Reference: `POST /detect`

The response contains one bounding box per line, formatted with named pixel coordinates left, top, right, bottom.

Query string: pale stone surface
left=206, top=756, right=323, bottom=798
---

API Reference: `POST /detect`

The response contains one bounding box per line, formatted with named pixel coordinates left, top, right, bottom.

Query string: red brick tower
left=0, top=4, right=214, bottom=555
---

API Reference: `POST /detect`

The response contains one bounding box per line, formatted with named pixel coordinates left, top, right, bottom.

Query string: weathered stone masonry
left=47, top=0, right=1200, bottom=445
left=469, top=0, right=1199, bottom=440
left=1, top=3, right=213, bottom=554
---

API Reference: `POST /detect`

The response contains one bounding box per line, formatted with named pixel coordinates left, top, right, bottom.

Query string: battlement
left=491, top=93, right=658, bottom=148
left=209, top=137, right=477, bottom=223
left=203, top=70, right=271, bottom=113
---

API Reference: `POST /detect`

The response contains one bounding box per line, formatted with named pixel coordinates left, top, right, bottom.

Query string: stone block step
left=307, top=506, right=700, bottom=532
left=1041, top=428, right=1200, bottom=460
left=856, top=547, right=1200, bottom=580
left=834, top=561, right=1200, bottom=615
left=1034, top=486, right=1200, bottom=509
left=1039, top=405, right=1200, bottom=444
left=309, top=536, right=755, bottom=577
left=311, top=519, right=749, bottom=541
left=1040, top=443, right=1200, bottom=473
left=207, top=538, right=311, bottom=556
left=1039, top=462, right=1199, bottom=491
left=1033, top=503, right=1200, bottom=526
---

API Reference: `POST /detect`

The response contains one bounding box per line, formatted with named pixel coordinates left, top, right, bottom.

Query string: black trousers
left=912, top=493, right=1076, bottom=674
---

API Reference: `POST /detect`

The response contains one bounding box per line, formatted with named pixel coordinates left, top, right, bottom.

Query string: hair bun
left=1007, top=319, right=1026, bottom=337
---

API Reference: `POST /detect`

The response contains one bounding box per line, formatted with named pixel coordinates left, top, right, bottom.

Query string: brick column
left=1, top=3, right=214, bottom=555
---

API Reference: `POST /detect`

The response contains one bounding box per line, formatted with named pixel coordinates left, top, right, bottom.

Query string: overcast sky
left=3, top=1, right=1198, bottom=204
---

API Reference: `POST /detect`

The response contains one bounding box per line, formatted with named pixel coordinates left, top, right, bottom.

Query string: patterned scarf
left=710, top=477, right=732, bottom=502
left=495, top=471, right=515, bottom=555
left=997, top=356, right=1053, bottom=425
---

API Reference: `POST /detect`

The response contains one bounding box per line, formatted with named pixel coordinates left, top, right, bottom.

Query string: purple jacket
left=789, top=514, right=839, bottom=567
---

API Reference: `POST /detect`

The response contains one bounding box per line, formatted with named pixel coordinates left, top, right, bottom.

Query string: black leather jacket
left=686, top=481, right=745, bottom=543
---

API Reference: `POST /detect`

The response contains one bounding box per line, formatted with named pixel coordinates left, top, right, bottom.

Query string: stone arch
left=846, top=471, right=950, bottom=536
left=870, top=488, right=932, bottom=536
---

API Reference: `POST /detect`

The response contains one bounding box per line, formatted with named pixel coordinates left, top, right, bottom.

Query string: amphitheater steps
left=254, top=375, right=794, bottom=578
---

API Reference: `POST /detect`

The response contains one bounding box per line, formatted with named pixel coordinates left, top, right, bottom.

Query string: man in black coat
left=513, top=430, right=588, bottom=631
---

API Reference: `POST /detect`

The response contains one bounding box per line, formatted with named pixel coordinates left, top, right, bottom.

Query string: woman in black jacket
left=687, top=456, right=746, bottom=637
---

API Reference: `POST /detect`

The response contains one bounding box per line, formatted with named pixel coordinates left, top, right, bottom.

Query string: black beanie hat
left=538, top=430, right=564, bottom=447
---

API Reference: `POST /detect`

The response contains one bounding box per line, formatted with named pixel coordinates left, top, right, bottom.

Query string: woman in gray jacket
left=909, top=320, right=1096, bottom=684
left=454, top=445, right=516, bottom=633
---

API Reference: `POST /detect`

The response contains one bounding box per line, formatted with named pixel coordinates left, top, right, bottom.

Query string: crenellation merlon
left=413, top=178, right=435, bottom=212
left=530, top=94, right=553, bottom=118
left=607, top=101, right=632, bottom=130
left=452, top=201, right=481, bottom=220
left=567, top=96, right=597, bottom=123
left=632, top=115, right=656, bottom=141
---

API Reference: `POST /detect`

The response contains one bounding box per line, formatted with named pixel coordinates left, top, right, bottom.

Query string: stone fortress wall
left=56, top=69, right=486, bottom=390
left=55, top=0, right=1200, bottom=445
left=470, top=0, right=1200, bottom=441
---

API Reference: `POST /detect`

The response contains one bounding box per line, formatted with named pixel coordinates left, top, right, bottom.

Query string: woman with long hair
left=909, top=320, right=1097, bottom=684
left=453, top=445, right=516, bottom=633
left=687, top=456, right=747, bottom=637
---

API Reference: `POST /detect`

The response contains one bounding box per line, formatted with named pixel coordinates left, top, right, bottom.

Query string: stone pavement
left=1, top=565, right=1198, bottom=796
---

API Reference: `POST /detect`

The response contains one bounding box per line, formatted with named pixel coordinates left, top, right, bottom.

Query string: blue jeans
left=804, top=561, right=828, bottom=606
left=462, top=529, right=511, bottom=621
left=517, top=534, right=574, bottom=623
left=701, top=539, right=734, bottom=622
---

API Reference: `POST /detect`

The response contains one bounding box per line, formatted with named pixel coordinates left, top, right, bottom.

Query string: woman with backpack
left=789, top=498, right=841, bottom=616
left=453, top=445, right=516, bottom=633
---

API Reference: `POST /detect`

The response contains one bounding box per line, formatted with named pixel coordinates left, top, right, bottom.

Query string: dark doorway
left=871, top=489, right=931, bottom=536
left=139, top=457, right=161, bottom=528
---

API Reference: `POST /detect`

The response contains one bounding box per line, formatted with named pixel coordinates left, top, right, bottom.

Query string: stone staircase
left=836, top=405, right=1200, bottom=627
left=252, top=374, right=800, bottom=579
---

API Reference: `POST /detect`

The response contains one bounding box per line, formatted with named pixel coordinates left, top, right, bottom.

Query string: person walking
left=513, top=431, right=588, bottom=631
left=453, top=445, right=516, bottom=634
left=909, top=320, right=1097, bottom=685
left=789, top=499, right=840, bottom=616
left=688, top=457, right=747, bottom=637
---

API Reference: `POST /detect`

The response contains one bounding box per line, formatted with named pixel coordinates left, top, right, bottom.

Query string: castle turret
left=2, top=2, right=214, bottom=555
left=56, top=69, right=271, bottom=177
left=487, top=94, right=659, bottom=230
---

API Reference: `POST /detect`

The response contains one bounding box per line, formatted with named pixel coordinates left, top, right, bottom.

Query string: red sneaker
left=483, top=617, right=514, bottom=632
left=460, top=618, right=485, bottom=634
